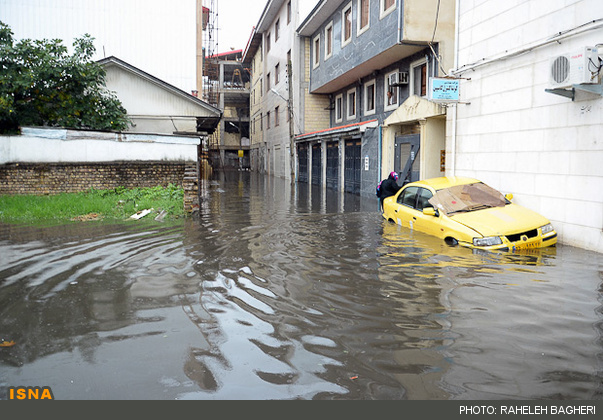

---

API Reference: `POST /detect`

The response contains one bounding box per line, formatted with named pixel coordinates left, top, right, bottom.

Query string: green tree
left=0, top=21, right=130, bottom=134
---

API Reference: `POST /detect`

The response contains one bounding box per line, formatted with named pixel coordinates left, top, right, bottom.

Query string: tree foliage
left=0, top=21, right=130, bottom=134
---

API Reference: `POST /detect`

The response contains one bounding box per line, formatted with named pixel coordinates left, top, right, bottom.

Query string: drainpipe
left=450, top=0, right=460, bottom=176
left=397, top=0, right=404, bottom=43
left=378, top=125, right=382, bottom=181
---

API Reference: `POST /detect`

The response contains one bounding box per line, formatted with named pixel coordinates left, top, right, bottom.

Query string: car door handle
left=412, top=216, right=417, bottom=220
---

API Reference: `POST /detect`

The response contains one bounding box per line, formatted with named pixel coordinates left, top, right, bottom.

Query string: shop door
left=344, top=139, right=361, bottom=194
left=311, top=143, right=322, bottom=185
left=326, top=142, right=339, bottom=190
left=394, top=134, right=420, bottom=185
left=298, top=143, right=308, bottom=183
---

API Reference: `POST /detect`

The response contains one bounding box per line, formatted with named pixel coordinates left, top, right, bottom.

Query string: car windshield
left=428, top=182, right=507, bottom=215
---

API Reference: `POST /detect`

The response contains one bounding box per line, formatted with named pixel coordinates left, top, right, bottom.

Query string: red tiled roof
left=295, top=119, right=378, bottom=140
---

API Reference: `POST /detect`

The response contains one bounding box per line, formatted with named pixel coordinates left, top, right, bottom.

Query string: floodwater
left=1, top=172, right=602, bottom=400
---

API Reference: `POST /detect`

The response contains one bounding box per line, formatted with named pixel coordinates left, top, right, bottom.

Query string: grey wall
left=309, top=1, right=399, bottom=92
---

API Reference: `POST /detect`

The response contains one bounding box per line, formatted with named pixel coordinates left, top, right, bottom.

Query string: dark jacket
left=379, top=174, right=401, bottom=199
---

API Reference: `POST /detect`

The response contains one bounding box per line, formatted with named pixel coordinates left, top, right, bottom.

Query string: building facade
left=204, top=50, right=251, bottom=170
left=243, top=0, right=330, bottom=179
left=449, top=0, right=603, bottom=253
left=296, top=0, right=455, bottom=196
left=0, top=0, right=206, bottom=94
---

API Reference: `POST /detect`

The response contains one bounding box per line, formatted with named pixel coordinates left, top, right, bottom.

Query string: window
left=335, top=93, right=343, bottom=123
left=266, top=73, right=271, bottom=92
left=260, top=113, right=263, bottom=130
left=266, top=32, right=271, bottom=53
left=260, top=78, right=263, bottom=96
left=275, top=19, right=280, bottom=41
left=346, top=88, right=356, bottom=120
left=313, top=34, right=320, bottom=68
left=287, top=1, right=291, bottom=24
left=358, top=0, right=370, bottom=35
left=380, top=0, right=396, bottom=18
left=267, top=111, right=271, bottom=129
left=411, top=59, right=428, bottom=97
left=385, top=71, right=399, bottom=110
left=275, top=63, right=280, bottom=84
left=364, top=79, right=376, bottom=115
left=275, top=106, right=280, bottom=126
left=325, top=22, right=333, bottom=60
left=416, top=188, right=434, bottom=211
left=398, top=186, right=418, bottom=207
left=397, top=187, right=433, bottom=211
left=342, top=2, right=352, bottom=47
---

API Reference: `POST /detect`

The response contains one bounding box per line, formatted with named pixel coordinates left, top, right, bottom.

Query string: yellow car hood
left=450, top=204, right=550, bottom=236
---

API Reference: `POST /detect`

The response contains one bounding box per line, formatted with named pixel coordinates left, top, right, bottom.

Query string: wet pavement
left=1, top=171, right=602, bottom=400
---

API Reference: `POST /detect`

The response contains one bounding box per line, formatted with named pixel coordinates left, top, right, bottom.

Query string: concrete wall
left=1, top=127, right=200, bottom=164
left=450, top=0, right=603, bottom=253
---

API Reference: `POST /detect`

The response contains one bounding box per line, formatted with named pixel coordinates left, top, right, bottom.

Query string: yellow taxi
left=382, top=177, right=557, bottom=251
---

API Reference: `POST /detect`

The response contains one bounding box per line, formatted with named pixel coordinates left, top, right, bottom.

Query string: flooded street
left=1, top=172, right=602, bottom=400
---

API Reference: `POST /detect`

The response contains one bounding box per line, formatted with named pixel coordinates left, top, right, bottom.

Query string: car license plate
left=514, top=239, right=542, bottom=250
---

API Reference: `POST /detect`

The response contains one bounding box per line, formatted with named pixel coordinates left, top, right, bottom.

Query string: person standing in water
left=376, top=171, right=401, bottom=211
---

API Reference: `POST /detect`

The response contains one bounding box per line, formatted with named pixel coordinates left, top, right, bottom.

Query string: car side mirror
left=423, top=207, right=439, bottom=217
left=505, top=193, right=513, bottom=201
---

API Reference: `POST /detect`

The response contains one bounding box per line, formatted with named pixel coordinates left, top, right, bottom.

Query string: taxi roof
left=406, top=177, right=481, bottom=191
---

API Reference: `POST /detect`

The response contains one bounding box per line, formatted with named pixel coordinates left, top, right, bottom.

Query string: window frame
left=341, top=2, right=353, bottom=48
left=410, top=58, right=428, bottom=97
left=357, top=0, right=370, bottom=37
left=364, top=79, right=376, bottom=116
left=380, top=0, right=396, bottom=19
left=384, top=70, right=400, bottom=111
left=324, top=21, right=334, bottom=60
left=346, top=87, right=357, bottom=120
left=287, top=0, right=291, bottom=25
left=335, top=93, right=343, bottom=123
left=313, top=34, right=321, bottom=69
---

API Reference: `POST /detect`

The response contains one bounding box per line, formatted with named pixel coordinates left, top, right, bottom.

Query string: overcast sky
left=215, top=0, right=317, bottom=53
left=215, top=0, right=263, bottom=52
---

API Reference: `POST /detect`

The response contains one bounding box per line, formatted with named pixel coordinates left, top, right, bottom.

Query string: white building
left=243, top=0, right=326, bottom=179
left=0, top=0, right=203, bottom=93
left=449, top=0, right=603, bottom=253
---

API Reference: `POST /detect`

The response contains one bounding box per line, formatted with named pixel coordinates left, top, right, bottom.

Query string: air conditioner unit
left=389, top=71, right=409, bottom=87
left=549, top=46, right=599, bottom=89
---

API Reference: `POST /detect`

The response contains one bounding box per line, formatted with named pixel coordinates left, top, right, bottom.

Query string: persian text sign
left=429, top=78, right=460, bottom=103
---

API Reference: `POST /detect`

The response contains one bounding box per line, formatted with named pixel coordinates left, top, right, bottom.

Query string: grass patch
left=0, top=184, right=186, bottom=223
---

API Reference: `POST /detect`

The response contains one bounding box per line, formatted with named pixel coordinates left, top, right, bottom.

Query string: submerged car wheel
left=445, top=237, right=459, bottom=246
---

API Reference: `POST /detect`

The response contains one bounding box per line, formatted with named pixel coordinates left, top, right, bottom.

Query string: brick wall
left=0, top=162, right=189, bottom=195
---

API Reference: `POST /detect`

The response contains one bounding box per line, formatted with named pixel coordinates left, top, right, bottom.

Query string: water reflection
left=0, top=172, right=602, bottom=400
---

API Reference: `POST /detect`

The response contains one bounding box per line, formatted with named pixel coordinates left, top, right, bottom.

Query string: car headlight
left=473, top=236, right=503, bottom=247
left=541, top=223, right=554, bottom=234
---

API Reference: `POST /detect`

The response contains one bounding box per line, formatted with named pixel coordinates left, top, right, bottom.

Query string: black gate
left=394, top=134, right=420, bottom=185
left=326, top=142, right=339, bottom=190
left=344, top=139, right=361, bottom=194
left=298, top=143, right=308, bottom=183
left=311, top=143, right=322, bottom=185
